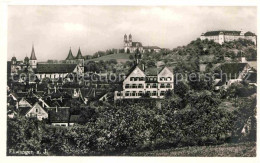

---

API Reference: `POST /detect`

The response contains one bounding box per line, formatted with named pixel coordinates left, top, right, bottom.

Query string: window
left=138, top=84, right=143, bottom=88
left=35, top=108, right=38, bottom=113
left=152, top=91, right=157, bottom=96
left=134, top=77, right=138, bottom=81
left=132, top=84, right=137, bottom=88
left=125, top=91, right=130, bottom=96
left=160, top=84, right=165, bottom=88
left=154, top=77, right=157, bottom=81
left=138, top=91, right=143, bottom=96
left=140, top=77, right=144, bottom=81
left=130, top=77, right=134, bottom=81
left=167, top=77, right=172, bottom=81
left=132, top=91, right=136, bottom=96
left=146, top=91, right=151, bottom=96
left=160, top=77, right=165, bottom=81
left=166, top=83, right=171, bottom=88
left=125, top=84, right=130, bottom=88
left=160, top=91, right=165, bottom=96
left=117, top=92, right=121, bottom=96
left=152, top=83, right=157, bottom=88
left=146, top=84, right=150, bottom=88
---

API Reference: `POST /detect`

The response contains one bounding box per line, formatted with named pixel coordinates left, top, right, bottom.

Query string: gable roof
left=49, top=107, right=70, bottom=123
left=30, top=45, right=37, bottom=60
left=66, top=48, right=74, bottom=60
left=36, top=64, right=77, bottom=73
left=218, top=63, right=248, bottom=79
left=19, top=107, right=32, bottom=116
left=132, top=42, right=143, bottom=47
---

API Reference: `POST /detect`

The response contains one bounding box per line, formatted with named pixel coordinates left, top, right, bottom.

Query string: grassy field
left=86, top=53, right=132, bottom=63
left=121, top=142, right=256, bottom=157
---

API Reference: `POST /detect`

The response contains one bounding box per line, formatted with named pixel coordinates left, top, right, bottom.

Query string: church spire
left=30, top=44, right=37, bottom=60
left=76, top=47, right=83, bottom=59
left=66, top=47, right=74, bottom=60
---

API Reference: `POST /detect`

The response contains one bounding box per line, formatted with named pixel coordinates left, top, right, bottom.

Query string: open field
left=121, top=142, right=256, bottom=157
left=85, top=53, right=132, bottom=63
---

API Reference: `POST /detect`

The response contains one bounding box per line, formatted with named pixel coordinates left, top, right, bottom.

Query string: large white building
left=200, top=30, right=257, bottom=45
left=114, top=64, right=174, bottom=101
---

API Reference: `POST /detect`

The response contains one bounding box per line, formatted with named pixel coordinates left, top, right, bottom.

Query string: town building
left=114, top=63, right=174, bottom=101
left=214, top=62, right=251, bottom=90
left=123, top=34, right=161, bottom=53
left=200, top=30, right=257, bottom=45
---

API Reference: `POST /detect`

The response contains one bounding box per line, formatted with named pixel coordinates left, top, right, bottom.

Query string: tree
left=129, top=55, right=134, bottom=60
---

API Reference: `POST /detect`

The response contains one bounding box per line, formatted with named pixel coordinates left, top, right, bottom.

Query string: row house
left=114, top=64, right=174, bottom=100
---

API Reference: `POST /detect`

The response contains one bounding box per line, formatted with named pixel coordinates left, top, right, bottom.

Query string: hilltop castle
left=200, top=30, right=257, bottom=45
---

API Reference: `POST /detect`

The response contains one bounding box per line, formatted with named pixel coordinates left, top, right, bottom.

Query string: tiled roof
left=131, top=42, right=143, bottom=47
left=30, top=45, right=37, bottom=60
left=216, top=63, right=248, bottom=80
left=244, top=31, right=256, bottom=36
left=143, top=46, right=161, bottom=49
left=36, top=63, right=77, bottom=73
left=19, top=107, right=31, bottom=116
left=203, top=30, right=241, bottom=36
left=49, top=107, right=70, bottom=123
left=66, top=48, right=74, bottom=60
left=70, top=115, right=85, bottom=123
left=244, top=72, right=257, bottom=83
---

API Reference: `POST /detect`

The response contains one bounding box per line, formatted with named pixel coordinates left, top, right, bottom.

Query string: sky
left=8, top=6, right=257, bottom=61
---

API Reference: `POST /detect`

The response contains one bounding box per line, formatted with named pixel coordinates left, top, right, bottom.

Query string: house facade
left=200, top=30, right=257, bottom=45
left=114, top=65, right=174, bottom=101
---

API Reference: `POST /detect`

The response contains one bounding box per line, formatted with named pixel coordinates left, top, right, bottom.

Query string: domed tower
left=128, top=34, right=132, bottom=48
left=11, top=56, right=17, bottom=65
left=29, top=45, right=37, bottom=69
left=124, top=34, right=127, bottom=43
left=24, top=55, right=29, bottom=65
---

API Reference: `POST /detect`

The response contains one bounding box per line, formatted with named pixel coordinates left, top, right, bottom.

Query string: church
left=9, top=46, right=85, bottom=82
left=123, top=34, right=161, bottom=53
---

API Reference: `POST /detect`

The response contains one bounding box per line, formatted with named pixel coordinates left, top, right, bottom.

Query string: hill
left=85, top=53, right=132, bottom=63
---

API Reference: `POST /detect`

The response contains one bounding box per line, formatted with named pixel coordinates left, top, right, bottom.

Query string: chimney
left=56, top=106, right=58, bottom=113
left=36, top=84, right=38, bottom=92
left=142, top=64, right=145, bottom=72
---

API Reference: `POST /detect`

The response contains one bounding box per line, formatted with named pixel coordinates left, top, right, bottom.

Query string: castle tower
left=219, top=32, right=224, bottom=45
left=29, top=45, right=37, bottom=69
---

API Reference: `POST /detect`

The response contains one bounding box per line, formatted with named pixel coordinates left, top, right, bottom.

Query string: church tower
left=29, top=45, right=37, bottom=69
left=75, top=47, right=84, bottom=68
left=129, top=34, right=132, bottom=46
left=66, top=47, right=75, bottom=64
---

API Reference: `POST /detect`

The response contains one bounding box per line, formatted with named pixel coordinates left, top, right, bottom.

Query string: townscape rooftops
left=36, top=63, right=77, bottom=73
left=49, top=107, right=70, bottom=123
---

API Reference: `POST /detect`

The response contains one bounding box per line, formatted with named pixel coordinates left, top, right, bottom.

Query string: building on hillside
left=214, top=62, right=251, bottom=90
left=114, top=64, right=174, bottom=101
left=123, top=34, right=161, bottom=53
left=200, top=30, right=257, bottom=45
